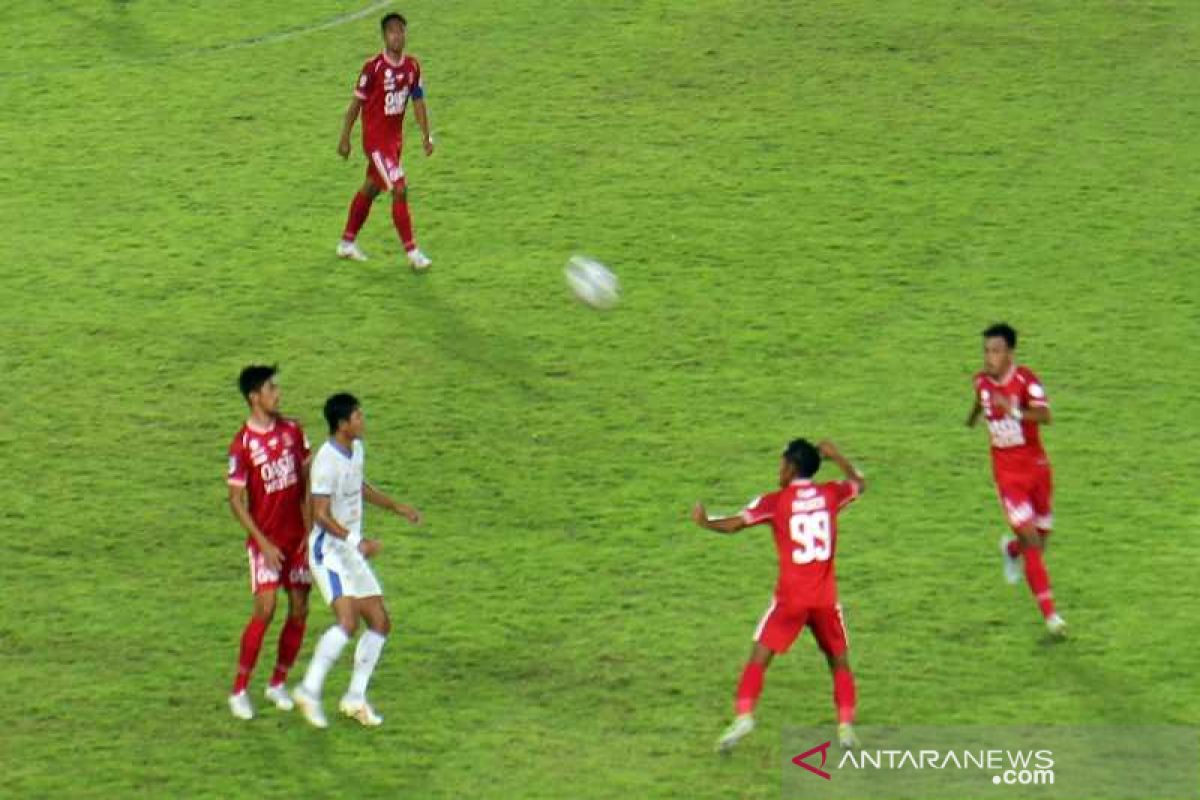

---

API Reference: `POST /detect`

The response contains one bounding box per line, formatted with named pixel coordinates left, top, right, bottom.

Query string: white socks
left=347, top=630, right=388, bottom=699
left=301, top=626, right=350, bottom=698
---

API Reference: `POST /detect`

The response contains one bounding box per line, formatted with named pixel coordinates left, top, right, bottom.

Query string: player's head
left=780, top=438, right=821, bottom=485
left=324, top=392, right=364, bottom=438
left=982, top=322, right=1018, bottom=378
left=238, top=364, right=280, bottom=415
left=380, top=12, right=407, bottom=52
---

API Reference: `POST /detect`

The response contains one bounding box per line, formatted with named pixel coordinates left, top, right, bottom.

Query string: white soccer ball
left=565, top=255, right=619, bottom=310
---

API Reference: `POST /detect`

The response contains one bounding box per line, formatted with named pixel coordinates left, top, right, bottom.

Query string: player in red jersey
left=336, top=12, right=435, bottom=271
left=693, top=439, right=866, bottom=753
left=226, top=365, right=313, bottom=720
left=967, top=323, right=1067, bottom=637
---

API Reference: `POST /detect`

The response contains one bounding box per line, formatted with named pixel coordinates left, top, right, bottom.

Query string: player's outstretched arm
left=338, top=97, right=363, bottom=159
left=691, top=502, right=748, bottom=534
left=818, top=441, right=867, bottom=494
left=364, top=482, right=423, bottom=525
left=966, top=398, right=983, bottom=427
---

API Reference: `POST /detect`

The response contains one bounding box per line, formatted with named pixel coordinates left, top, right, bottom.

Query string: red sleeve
left=739, top=491, right=778, bottom=526
left=227, top=433, right=249, bottom=487
left=291, top=420, right=311, bottom=462
left=829, top=480, right=860, bottom=510
left=354, top=59, right=374, bottom=100
left=1021, top=368, right=1050, bottom=408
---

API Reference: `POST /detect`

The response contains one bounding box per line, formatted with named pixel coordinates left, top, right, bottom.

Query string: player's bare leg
left=340, top=596, right=390, bottom=726
left=337, top=180, right=381, bottom=262
left=1016, top=526, right=1065, bottom=636
left=717, top=644, right=774, bottom=753
left=391, top=183, right=431, bottom=270
left=229, top=590, right=278, bottom=720
left=825, top=652, right=859, bottom=749
left=293, top=597, right=358, bottom=729
left=265, top=586, right=309, bottom=711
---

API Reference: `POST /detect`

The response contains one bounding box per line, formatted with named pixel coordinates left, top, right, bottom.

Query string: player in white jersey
left=292, top=393, right=422, bottom=728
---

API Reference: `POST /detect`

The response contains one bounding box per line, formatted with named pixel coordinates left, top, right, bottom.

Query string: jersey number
left=789, top=511, right=831, bottom=564
left=384, top=89, right=409, bottom=116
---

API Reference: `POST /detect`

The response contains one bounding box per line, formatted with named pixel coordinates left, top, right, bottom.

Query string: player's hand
left=818, top=440, right=840, bottom=459
left=422, top=135, right=435, bottom=156
left=337, top=135, right=351, bottom=159
left=395, top=504, right=422, bottom=525
left=691, top=502, right=709, bottom=527
left=358, top=539, right=382, bottom=559
left=260, top=540, right=284, bottom=572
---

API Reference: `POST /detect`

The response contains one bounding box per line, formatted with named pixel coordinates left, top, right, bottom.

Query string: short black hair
left=380, top=12, right=407, bottom=31
left=783, top=438, right=821, bottom=479
left=324, top=393, right=360, bottom=434
left=982, top=322, right=1018, bottom=349
left=238, top=364, right=277, bottom=402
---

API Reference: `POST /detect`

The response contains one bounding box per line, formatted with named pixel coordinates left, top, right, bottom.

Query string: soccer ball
left=564, top=255, right=619, bottom=310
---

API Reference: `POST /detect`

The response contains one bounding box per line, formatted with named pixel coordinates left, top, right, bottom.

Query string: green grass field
left=2, top=2, right=1198, bottom=798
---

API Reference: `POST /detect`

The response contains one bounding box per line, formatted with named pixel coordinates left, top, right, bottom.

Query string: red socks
left=342, top=191, right=373, bottom=242
left=1022, top=547, right=1057, bottom=618
left=391, top=195, right=415, bottom=251
left=233, top=617, right=269, bottom=694
left=270, top=617, right=307, bottom=687
left=734, top=662, right=765, bottom=716
left=833, top=668, right=857, bottom=724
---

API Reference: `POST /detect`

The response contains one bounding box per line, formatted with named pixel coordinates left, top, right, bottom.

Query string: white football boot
left=336, top=240, right=369, bottom=262
left=291, top=685, right=328, bottom=729
left=228, top=691, right=254, bottom=721
left=339, top=695, right=384, bottom=727
left=716, top=714, right=756, bottom=753
left=264, top=683, right=295, bottom=711
left=406, top=247, right=432, bottom=271
left=1045, top=614, right=1068, bottom=638
left=838, top=722, right=859, bottom=750
left=1000, top=535, right=1023, bottom=585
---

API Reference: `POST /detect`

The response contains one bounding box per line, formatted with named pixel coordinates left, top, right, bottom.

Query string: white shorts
left=309, top=529, right=382, bottom=603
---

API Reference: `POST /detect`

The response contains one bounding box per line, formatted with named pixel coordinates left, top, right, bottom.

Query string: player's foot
left=406, top=247, right=432, bottom=271
left=339, top=694, right=384, bottom=727
left=228, top=691, right=254, bottom=721
left=838, top=722, right=859, bottom=750
left=336, top=239, right=369, bottom=262
left=264, top=683, right=294, bottom=711
left=1045, top=613, right=1068, bottom=638
left=999, top=535, right=1023, bottom=585
left=291, top=685, right=328, bottom=729
left=715, top=714, right=755, bottom=754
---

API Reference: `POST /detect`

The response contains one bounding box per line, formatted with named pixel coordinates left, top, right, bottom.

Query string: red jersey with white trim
left=353, top=52, right=423, bottom=153
left=973, top=365, right=1050, bottom=474
left=227, top=418, right=311, bottom=551
left=740, top=479, right=861, bottom=606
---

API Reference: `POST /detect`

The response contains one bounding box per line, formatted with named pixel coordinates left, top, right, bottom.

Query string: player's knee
left=828, top=652, right=851, bottom=672
left=373, top=615, right=392, bottom=636
left=392, top=187, right=407, bottom=203
left=253, top=594, right=277, bottom=621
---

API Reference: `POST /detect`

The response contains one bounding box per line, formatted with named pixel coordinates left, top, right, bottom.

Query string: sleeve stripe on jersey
left=227, top=478, right=247, bottom=487
left=354, top=90, right=367, bottom=100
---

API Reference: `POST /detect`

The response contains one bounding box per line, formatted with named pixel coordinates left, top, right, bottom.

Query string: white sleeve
left=310, top=449, right=335, bottom=496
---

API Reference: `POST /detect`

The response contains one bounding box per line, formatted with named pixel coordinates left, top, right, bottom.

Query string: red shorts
left=365, top=143, right=405, bottom=191
left=246, top=541, right=311, bottom=595
left=994, top=462, right=1053, bottom=532
left=753, top=598, right=849, bottom=656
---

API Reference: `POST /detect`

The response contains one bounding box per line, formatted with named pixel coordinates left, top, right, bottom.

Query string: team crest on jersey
left=283, top=432, right=294, bottom=448
left=249, top=439, right=261, bottom=450
left=268, top=437, right=279, bottom=449
left=799, top=488, right=818, bottom=499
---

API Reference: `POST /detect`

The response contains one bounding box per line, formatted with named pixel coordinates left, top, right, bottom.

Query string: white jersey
left=310, top=438, right=365, bottom=547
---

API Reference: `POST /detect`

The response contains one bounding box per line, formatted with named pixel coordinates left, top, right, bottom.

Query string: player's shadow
left=385, top=278, right=551, bottom=407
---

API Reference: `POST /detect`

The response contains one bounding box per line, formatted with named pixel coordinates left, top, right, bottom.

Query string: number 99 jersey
left=740, top=479, right=861, bottom=607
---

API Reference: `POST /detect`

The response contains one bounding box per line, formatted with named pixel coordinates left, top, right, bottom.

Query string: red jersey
left=740, top=479, right=861, bottom=606
left=353, top=52, right=424, bottom=152
left=973, top=365, right=1050, bottom=474
left=227, top=418, right=310, bottom=551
